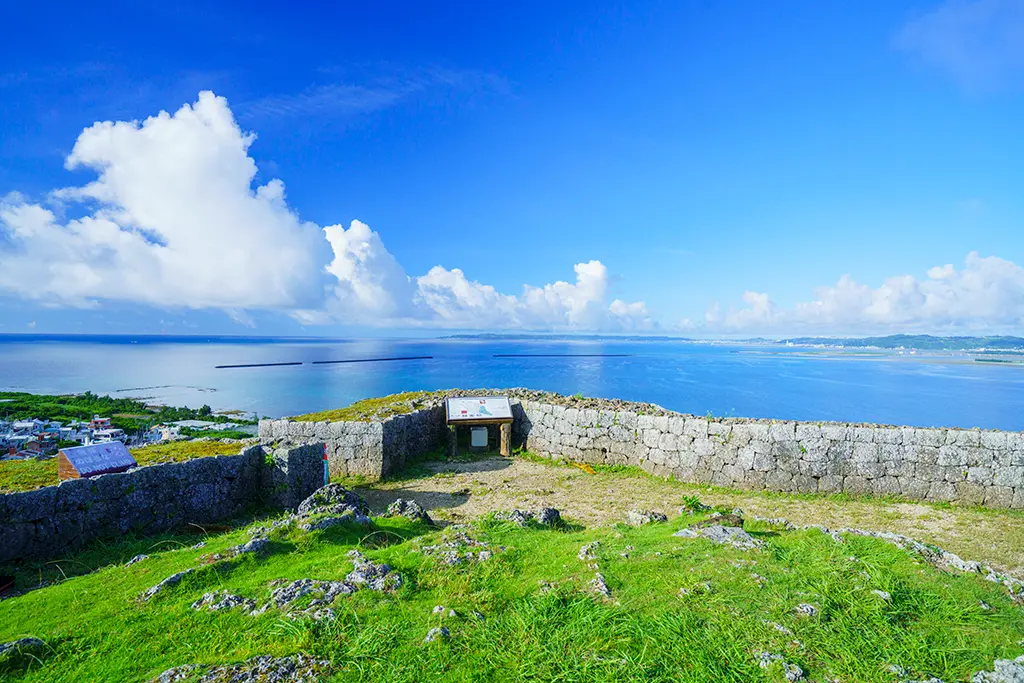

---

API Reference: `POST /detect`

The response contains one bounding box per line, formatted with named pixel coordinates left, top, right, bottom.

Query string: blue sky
left=2, top=0, right=1023, bottom=337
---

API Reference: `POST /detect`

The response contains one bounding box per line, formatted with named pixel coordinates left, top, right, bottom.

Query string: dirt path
left=356, top=456, right=1024, bottom=577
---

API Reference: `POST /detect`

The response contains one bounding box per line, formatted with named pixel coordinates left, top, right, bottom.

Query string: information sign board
left=446, top=396, right=513, bottom=423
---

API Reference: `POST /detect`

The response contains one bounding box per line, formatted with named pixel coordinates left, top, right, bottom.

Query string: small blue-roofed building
left=58, top=441, right=137, bottom=481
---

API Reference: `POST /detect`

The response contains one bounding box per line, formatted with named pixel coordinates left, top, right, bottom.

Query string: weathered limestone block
left=928, top=481, right=957, bottom=501
left=900, top=478, right=931, bottom=500
left=954, top=481, right=987, bottom=506
left=693, top=437, right=716, bottom=458
left=870, top=476, right=902, bottom=497
left=820, top=424, right=851, bottom=442
left=873, top=428, right=902, bottom=445
left=994, top=467, right=1024, bottom=488
left=799, top=439, right=829, bottom=461
left=947, top=429, right=981, bottom=447
left=683, top=417, right=708, bottom=438
left=914, top=427, right=946, bottom=447
left=609, top=425, right=632, bottom=442
left=965, top=447, right=994, bottom=468
left=852, top=442, right=879, bottom=464
left=937, top=445, right=967, bottom=467
left=844, top=475, right=871, bottom=495
left=984, top=486, right=1015, bottom=508
left=776, top=456, right=800, bottom=475
left=943, top=466, right=967, bottom=483
left=642, top=429, right=661, bottom=448
left=708, top=421, right=731, bottom=439
left=769, top=422, right=796, bottom=442
left=720, top=464, right=746, bottom=485
left=658, top=432, right=679, bottom=452
left=637, top=414, right=656, bottom=429
left=967, top=467, right=994, bottom=486
left=794, top=424, right=821, bottom=441
left=852, top=427, right=875, bottom=443
left=854, top=461, right=885, bottom=480
left=798, top=459, right=830, bottom=478
left=771, top=440, right=802, bottom=460
left=884, top=459, right=916, bottom=479
left=743, top=469, right=768, bottom=489
left=765, top=469, right=794, bottom=491
left=752, top=451, right=775, bottom=472
left=980, top=431, right=1007, bottom=450
left=818, top=474, right=844, bottom=493
left=729, top=423, right=754, bottom=446
left=615, top=411, right=637, bottom=429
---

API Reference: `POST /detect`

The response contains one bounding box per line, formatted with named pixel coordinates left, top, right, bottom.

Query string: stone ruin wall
left=260, top=404, right=447, bottom=480
left=0, top=443, right=325, bottom=565
left=263, top=394, right=1023, bottom=509
left=513, top=400, right=1024, bottom=509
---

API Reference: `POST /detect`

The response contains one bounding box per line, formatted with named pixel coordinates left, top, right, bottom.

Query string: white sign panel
left=446, top=396, right=512, bottom=422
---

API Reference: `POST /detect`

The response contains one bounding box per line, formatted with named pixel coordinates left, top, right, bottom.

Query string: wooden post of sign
left=499, top=422, right=511, bottom=457
left=448, top=425, right=458, bottom=458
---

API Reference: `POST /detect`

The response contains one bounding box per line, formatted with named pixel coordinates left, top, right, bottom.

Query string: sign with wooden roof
left=58, top=442, right=137, bottom=481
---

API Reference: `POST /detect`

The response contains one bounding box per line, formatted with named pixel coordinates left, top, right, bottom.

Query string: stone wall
left=260, top=419, right=383, bottom=479
left=381, top=405, right=447, bottom=476
left=0, top=443, right=325, bottom=565
left=514, top=400, right=1024, bottom=509
left=260, top=406, right=448, bottom=480
left=259, top=391, right=1024, bottom=509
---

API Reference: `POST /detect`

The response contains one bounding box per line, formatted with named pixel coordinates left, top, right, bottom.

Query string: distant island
left=441, top=332, right=1024, bottom=352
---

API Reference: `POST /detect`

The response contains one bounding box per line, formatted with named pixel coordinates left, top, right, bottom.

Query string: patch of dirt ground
left=355, top=456, right=1024, bottom=577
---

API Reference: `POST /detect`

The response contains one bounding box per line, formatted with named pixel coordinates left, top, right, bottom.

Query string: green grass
left=1, top=503, right=1021, bottom=682
left=292, top=390, right=451, bottom=422
left=0, top=441, right=245, bottom=494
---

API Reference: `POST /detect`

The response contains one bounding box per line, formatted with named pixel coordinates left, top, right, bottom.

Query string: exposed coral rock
left=674, top=525, right=763, bottom=550
left=153, top=654, right=330, bottom=682
left=385, top=498, right=433, bottom=524
left=625, top=509, right=667, bottom=526
left=141, top=569, right=195, bottom=601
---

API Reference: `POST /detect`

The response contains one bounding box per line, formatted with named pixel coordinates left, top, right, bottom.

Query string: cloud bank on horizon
left=0, top=91, right=1021, bottom=336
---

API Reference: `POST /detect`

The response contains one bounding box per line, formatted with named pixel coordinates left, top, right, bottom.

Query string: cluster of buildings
left=0, top=415, right=127, bottom=459
left=1, top=415, right=254, bottom=460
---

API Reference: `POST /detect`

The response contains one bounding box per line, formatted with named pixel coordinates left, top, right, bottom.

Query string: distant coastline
left=3, top=332, right=1024, bottom=354
left=441, top=332, right=1024, bottom=353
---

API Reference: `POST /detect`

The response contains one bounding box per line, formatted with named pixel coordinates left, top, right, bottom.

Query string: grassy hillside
left=1, top=497, right=1021, bottom=682
left=292, top=390, right=447, bottom=422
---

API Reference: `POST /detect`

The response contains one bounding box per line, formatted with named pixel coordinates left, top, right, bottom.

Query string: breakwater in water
left=262, top=389, right=1024, bottom=509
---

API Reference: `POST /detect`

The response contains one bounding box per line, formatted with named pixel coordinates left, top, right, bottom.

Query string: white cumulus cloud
left=302, top=223, right=651, bottom=330
left=711, top=252, right=1024, bottom=334
left=0, top=91, right=648, bottom=332
left=0, top=91, right=330, bottom=310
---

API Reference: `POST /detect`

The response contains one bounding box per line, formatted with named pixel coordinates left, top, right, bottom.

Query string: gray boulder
left=385, top=499, right=433, bottom=524
left=297, top=484, right=369, bottom=517
left=0, top=637, right=46, bottom=663
left=424, top=627, right=450, bottom=643
left=674, top=525, right=763, bottom=550
left=153, top=653, right=330, bottom=682
left=625, top=509, right=667, bottom=526
left=972, top=654, right=1024, bottom=683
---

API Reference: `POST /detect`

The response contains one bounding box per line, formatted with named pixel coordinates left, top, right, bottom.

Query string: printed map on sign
left=446, top=396, right=513, bottom=422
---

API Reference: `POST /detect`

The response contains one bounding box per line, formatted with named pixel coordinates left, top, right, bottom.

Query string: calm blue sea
left=1, top=335, right=1022, bottom=430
